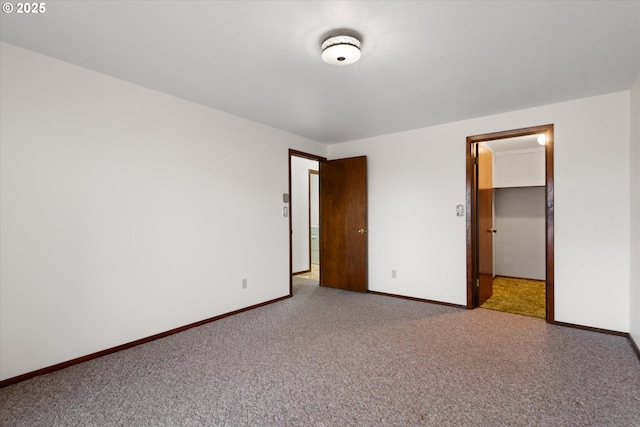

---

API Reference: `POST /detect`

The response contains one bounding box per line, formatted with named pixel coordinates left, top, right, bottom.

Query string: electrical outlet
left=456, top=205, right=464, bottom=217
left=242, top=278, right=247, bottom=289
left=391, top=269, right=397, bottom=278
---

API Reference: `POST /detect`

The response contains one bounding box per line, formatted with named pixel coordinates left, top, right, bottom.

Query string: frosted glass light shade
left=321, top=35, right=361, bottom=65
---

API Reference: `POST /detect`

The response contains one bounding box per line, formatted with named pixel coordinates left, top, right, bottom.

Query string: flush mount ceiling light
left=321, top=35, right=361, bottom=65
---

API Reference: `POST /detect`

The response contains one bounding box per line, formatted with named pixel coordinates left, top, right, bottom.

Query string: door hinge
left=476, top=279, right=480, bottom=288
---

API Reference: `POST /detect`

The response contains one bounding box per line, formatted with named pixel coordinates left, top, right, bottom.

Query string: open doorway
left=291, top=165, right=319, bottom=280
left=466, top=125, right=554, bottom=322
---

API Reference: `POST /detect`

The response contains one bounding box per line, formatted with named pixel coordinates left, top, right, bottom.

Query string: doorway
left=466, top=125, right=554, bottom=322
left=288, top=150, right=369, bottom=295
left=291, top=157, right=320, bottom=278
left=290, top=151, right=325, bottom=292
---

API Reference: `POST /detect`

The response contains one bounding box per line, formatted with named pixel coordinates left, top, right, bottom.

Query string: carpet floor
left=1, top=279, right=639, bottom=426
left=481, top=276, right=546, bottom=319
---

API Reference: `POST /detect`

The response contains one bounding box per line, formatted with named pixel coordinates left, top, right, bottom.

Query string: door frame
left=466, top=124, right=554, bottom=322
left=289, top=149, right=326, bottom=296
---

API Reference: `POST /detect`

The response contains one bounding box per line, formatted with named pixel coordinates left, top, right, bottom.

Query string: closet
left=491, top=144, right=545, bottom=280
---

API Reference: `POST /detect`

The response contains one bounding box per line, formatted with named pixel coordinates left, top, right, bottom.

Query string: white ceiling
left=1, top=1, right=639, bottom=144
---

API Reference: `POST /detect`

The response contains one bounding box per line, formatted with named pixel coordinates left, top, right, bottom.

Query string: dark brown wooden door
left=477, top=144, right=494, bottom=305
left=320, top=156, right=368, bottom=292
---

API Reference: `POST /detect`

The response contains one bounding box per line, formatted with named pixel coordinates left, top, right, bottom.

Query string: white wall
left=291, top=156, right=319, bottom=273
left=0, top=42, right=327, bottom=381
left=329, top=91, right=631, bottom=332
left=630, top=71, right=640, bottom=345
left=310, top=173, right=320, bottom=229
left=493, top=148, right=545, bottom=188
left=309, top=172, right=320, bottom=264
left=494, top=187, right=546, bottom=280
left=2, top=41, right=636, bottom=382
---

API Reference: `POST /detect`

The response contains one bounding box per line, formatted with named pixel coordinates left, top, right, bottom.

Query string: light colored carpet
left=1, top=280, right=639, bottom=426
left=481, top=276, right=546, bottom=319
left=293, top=276, right=319, bottom=287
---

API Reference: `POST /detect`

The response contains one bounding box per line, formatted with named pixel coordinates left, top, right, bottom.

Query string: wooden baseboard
left=4, top=294, right=636, bottom=388
left=629, top=334, right=640, bottom=363
left=0, top=295, right=291, bottom=388
left=558, top=322, right=640, bottom=363
left=367, top=290, right=467, bottom=309
left=292, top=269, right=311, bottom=275
left=494, top=274, right=545, bottom=281
left=550, top=320, right=628, bottom=337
